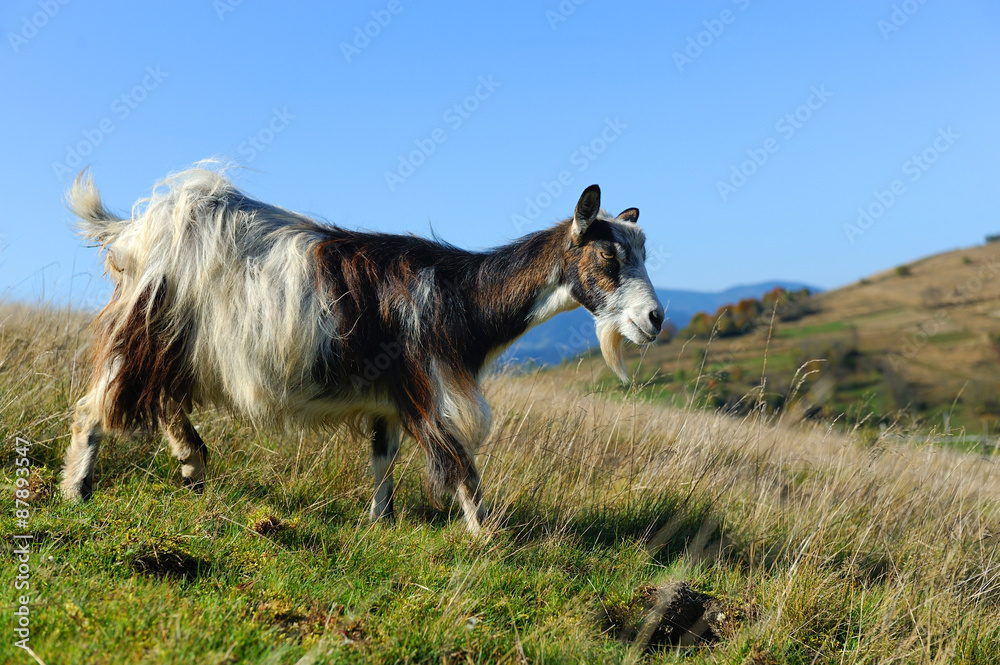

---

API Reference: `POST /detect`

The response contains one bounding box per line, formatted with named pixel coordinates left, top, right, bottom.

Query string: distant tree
left=761, top=287, right=790, bottom=312
left=713, top=308, right=739, bottom=337
left=770, top=287, right=817, bottom=322
left=686, top=312, right=713, bottom=338
left=733, top=298, right=762, bottom=333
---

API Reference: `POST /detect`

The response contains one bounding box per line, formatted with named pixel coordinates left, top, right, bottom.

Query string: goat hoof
left=61, top=476, right=93, bottom=502
left=370, top=502, right=396, bottom=523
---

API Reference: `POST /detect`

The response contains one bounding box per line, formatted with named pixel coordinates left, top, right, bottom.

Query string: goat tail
left=67, top=168, right=128, bottom=247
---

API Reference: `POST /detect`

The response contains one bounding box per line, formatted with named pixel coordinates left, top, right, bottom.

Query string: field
left=3, top=304, right=1000, bottom=664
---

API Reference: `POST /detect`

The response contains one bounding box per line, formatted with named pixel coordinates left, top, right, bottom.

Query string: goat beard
left=596, top=318, right=628, bottom=383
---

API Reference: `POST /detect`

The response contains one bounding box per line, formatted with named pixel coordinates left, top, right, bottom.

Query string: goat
left=61, top=166, right=665, bottom=533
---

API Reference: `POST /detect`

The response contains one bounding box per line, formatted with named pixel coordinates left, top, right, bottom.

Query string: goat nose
left=649, top=308, right=664, bottom=332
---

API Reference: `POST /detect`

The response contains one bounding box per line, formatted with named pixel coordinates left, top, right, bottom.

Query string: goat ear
left=616, top=208, right=639, bottom=224
left=572, top=185, right=601, bottom=238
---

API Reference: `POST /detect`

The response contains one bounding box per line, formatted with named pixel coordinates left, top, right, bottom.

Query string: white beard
left=596, top=317, right=628, bottom=383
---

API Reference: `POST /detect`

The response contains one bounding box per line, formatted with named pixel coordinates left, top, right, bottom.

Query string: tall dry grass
left=472, top=365, right=1000, bottom=660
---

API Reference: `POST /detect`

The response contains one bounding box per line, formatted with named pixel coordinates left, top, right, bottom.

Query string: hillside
left=568, top=243, right=1000, bottom=436
left=2, top=303, right=1000, bottom=663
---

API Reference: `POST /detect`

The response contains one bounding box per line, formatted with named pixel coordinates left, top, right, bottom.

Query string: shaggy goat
left=61, top=166, right=664, bottom=533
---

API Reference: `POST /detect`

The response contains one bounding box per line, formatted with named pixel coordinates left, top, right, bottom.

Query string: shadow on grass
left=122, top=533, right=212, bottom=582
left=500, top=492, right=722, bottom=567
left=485, top=489, right=895, bottom=586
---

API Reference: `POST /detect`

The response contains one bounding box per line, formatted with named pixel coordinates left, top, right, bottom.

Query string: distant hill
left=505, top=281, right=819, bottom=365
left=553, top=244, right=1000, bottom=435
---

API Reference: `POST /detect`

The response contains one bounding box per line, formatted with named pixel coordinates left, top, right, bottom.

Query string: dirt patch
left=601, top=580, right=731, bottom=650
left=25, top=468, right=56, bottom=503
left=249, top=513, right=288, bottom=536
left=253, top=599, right=366, bottom=644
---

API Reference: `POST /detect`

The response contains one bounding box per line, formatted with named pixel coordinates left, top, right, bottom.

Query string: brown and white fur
left=61, top=166, right=664, bottom=533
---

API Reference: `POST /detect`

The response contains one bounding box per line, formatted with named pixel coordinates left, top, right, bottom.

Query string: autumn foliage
left=683, top=287, right=813, bottom=339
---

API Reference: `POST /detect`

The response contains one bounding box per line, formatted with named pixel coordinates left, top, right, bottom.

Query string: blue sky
left=2, top=0, right=998, bottom=309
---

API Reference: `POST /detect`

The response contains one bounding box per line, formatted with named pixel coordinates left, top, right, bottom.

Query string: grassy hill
left=577, top=243, right=1000, bottom=439
left=2, top=304, right=1000, bottom=663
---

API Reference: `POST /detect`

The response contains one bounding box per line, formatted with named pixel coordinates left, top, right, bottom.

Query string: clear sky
left=2, top=0, right=998, bottom=309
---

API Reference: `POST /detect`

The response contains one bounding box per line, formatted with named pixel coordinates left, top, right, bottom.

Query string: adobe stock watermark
left=384, top=75, right=501, bottom=192
left=511, top=117, right=627, bottom=232
left=546, top=0, right=585, bottom=31
left=340, top=0, right=411, bottom=63
left=843, top=127, right=958, bottom=244
left=672, top=0, right=752, bottom=74
left=878, top=0, right=931, bottom=40
left=7, top=0, right=71, bottom=54
left=51, top=65, right=170, bottom=180
left=645, top=245, right=673, bottom=275
left=237, top=107, right=295, bottom=162
left=716, top=85, right=833, bottom=202
left=214, top=0, right=244, bottom=21
left=12, top=437, right=35, bottom=658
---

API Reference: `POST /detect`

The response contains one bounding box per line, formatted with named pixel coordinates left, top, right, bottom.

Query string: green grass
left=928, top=330, right=974, bottom=345
left=13, top=480, right=673, bottom=663
left=775, top=321, right=852, bottom=339
left=3, top=304, right=1000, bottom=663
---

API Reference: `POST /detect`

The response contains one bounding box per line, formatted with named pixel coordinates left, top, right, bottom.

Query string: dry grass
left=2, top=303, right=1000, bottom=663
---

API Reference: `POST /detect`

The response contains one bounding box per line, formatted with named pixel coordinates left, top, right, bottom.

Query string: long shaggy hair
left=73, top=168, right=337, bottom=429
left=63, top=164, right=664, bottom=532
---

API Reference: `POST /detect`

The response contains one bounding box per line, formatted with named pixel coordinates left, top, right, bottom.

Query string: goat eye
left=600, top=250, right=616, bottom=261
